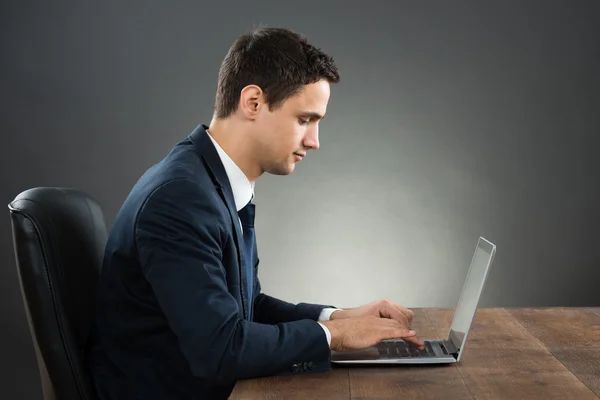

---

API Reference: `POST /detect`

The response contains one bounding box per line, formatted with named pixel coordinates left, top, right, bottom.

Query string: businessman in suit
left=86, top=27, right=425, bottom=399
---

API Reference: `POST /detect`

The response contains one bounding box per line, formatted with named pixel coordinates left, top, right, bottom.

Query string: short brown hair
left=213, top=27, right=340, bottom=119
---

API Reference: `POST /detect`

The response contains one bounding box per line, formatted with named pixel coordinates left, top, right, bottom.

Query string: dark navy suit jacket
left=86, top=124, right=333, bottom=399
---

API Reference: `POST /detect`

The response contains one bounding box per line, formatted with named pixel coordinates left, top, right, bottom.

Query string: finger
left=378, top=317, right=424, bottom=350
left=387, top=302, right=414, bottom=324
left=380, top=318, right=423, bottom=347
left=402, top=334, right=425, bottom=350
left=383, top=327, right=416, bottom=341
left=379, top=306, right=410, bottom=327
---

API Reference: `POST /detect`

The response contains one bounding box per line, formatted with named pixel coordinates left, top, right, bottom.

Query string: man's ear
left=239, top=85, right=265, bottom=120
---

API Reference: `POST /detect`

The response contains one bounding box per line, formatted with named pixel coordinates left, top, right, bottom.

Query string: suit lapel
left=187, top=124, right=250, bottom=316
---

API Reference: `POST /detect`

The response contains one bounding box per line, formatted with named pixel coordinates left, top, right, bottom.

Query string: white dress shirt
left=206, top=130, right=338, bottom=347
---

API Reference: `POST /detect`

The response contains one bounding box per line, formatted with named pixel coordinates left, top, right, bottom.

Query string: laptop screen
left=448, top=237, right=496, bottom=360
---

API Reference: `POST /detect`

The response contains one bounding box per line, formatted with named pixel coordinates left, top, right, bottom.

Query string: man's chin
left=266, top=163, right=294, bottom=176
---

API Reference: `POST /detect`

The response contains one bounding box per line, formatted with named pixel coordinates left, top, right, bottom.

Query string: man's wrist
left=329, top=309, right=346, bottom=320
left=320, top=320, right=342, bottom=351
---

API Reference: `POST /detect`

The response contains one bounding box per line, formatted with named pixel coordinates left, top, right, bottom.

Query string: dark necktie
left=238, top=202, right=255, bottom=320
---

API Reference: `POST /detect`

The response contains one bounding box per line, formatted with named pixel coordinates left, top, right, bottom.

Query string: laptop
left=331, top=236, right=496, bottom=365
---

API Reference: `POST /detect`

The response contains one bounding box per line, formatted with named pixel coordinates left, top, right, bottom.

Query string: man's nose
left=304, top=128, right=320, bottom=150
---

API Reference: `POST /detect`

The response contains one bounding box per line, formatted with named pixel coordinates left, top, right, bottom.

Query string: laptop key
left=408, top=346, right=419, bottom=357
left=377, top=343, right=389, bottom=358
left=425, top=341, right=435, bottom=356
left=417, top=348, right=431, bottom=357
left=397, top=342, right=411, bottom=357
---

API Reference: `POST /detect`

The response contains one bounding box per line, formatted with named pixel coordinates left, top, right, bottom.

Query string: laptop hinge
left=442, top=339, right=459, bottom=358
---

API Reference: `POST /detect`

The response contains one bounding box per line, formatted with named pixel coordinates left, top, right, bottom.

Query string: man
left=86, top=27, right=425, bottom=399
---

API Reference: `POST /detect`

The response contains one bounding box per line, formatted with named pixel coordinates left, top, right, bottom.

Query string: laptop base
left=331, top=339, right=458, bottom=365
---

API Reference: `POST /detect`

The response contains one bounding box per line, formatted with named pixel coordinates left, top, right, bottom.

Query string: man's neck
left=208, top=118, right=262, bottom=184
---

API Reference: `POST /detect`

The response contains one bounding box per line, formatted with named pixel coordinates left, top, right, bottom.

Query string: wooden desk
left=230, top=307, right=600, bottom=399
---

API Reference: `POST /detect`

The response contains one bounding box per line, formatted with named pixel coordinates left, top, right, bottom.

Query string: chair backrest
left=8, top=187, right=107, bottom=400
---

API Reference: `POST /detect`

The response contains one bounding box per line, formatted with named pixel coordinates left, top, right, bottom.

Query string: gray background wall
left=2, top=0, right=599, bottom=398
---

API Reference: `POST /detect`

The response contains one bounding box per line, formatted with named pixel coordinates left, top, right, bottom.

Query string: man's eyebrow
left=298, top=111, right=325, bottom=120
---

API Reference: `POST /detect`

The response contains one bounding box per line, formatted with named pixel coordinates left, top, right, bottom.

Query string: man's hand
left=321, top=316, right=419, bottom=352
left=327, top=299, right=424, bottom=350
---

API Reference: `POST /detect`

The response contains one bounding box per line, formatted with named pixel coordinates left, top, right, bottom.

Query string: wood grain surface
left=230, top=307, right=600, bottom=399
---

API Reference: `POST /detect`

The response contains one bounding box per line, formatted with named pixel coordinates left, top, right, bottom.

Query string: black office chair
left=8, top=187, right=107, bottom=400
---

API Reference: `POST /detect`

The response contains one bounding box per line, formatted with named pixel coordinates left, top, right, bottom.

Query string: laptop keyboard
left=377, top=340, right=437, bottom=359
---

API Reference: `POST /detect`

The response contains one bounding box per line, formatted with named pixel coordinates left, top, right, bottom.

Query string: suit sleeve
left=252, top=270, right=336, bottom=324
left=135, top=179, right=331, bottom=385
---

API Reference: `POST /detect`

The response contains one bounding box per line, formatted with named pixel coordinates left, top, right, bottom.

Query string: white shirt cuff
left=317, top=308, right=341, bottom=348
left=318, top=307, right=341, bottom=322
left=317, top=322, right=332, bottom=348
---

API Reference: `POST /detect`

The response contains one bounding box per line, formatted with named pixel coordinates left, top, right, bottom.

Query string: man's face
left=252, top=79, right=330, bottom=176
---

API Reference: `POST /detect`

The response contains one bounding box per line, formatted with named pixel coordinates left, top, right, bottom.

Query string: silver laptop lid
left=447, top=237, right=496, bottom=361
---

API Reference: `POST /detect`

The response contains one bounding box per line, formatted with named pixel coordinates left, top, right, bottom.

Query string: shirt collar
left=206, top=130, right=254, bottom=211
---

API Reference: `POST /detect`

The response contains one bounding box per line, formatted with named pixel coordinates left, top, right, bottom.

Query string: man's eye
left=299, top=119, right=309, bottom=125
